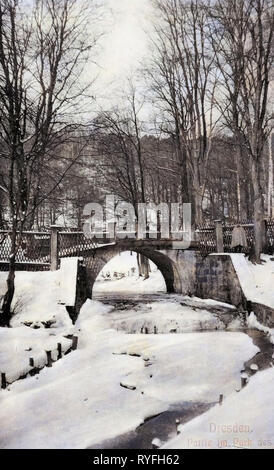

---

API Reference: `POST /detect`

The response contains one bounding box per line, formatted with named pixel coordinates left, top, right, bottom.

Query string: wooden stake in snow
left=57, top=343, right=62, bottom=359
left=176, top=419, right=181, bottom=435
left=152, top=438, right=162, bottom=449
left=46, top=351, right=52, bottom=367
left=145, top=327, right=148, bottom=334
left=72, top=336, right=78, bottom=351
left=250, top=363, right=259, bottom=375
left=219, top=394, right=223, bottom=405
left=1, top=373, right=6, bottom=389
left=29, top=358, right=34, bottom=368
left=154, top=326, right=157, bottom=334
left=241, top=373, right=248, bottom=388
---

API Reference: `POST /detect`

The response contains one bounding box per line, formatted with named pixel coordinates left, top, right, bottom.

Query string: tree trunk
left=194, top=192, right=203, bottom=227
left=1, top=229, right=16, bottom=326
left=137, top=253, right=142, bottom=277
left=252, top=159, right=265, bottom=262
left=137, top=253, right=150, bottom=279
left=141, top=255, right=150, bottom=280
left=267, top=134, right=273, bottom=218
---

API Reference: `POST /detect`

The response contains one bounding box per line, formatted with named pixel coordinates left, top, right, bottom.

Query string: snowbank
left=162, top=366, right=274, bottom=449
left=0, top=260, right=81, bottom=383
left=0, top=259, right=79, bottom=328
left=229, top=254, right=274, bottom=309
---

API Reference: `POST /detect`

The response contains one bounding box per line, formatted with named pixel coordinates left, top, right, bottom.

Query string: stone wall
left=175, top=252, right=274, bottom=326
left=167, top=250, right=245, bottom=307
left=195, top=254, right=245, bottom=307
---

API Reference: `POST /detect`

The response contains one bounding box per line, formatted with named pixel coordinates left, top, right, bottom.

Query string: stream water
left=90, top=292, right=274, bottom=450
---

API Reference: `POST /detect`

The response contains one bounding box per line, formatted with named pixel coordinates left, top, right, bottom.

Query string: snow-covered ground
left=97, top=251, right=152, bottom=279
left=94, top=251, right=166, bottom=294
left=0, top=299, right=259, bottom=449
left=94, top=271, right=166, bottom=294
left=0, top=252, right=272, bottom=449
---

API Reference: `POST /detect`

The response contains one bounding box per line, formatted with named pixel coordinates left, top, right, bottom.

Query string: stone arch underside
left=83, top=245, right=182, bottom=296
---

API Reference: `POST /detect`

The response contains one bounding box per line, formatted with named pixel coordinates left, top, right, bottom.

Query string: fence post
left=57, top=343, right=62, bottom=360
left=1, top=373, right=7, bottom=389
left=50, top=225, right=60, bottom=271
left=214, top=220, right=224, bottom=253
left=46, top=351, right=53, bottom=367
left=71, top=335, right=78, bottom=351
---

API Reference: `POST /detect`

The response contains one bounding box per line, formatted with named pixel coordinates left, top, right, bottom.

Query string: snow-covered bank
left=0, top=262, right=77, bottom=382
left=162, top=366, right=274, bottom=449
left=0, top=260, right=78, bottom=328
left=0, top=327, right=72, bottom=383
left=229, top=254, right=274, bottom=310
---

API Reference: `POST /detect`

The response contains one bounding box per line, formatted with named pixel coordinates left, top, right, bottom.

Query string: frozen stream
left=90, top=291, right=274, bottom=449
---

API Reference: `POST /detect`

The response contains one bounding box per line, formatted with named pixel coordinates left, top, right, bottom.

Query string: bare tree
left=95, top=85, right=147, bottom=213
left=146, top=0, right=218, bottom=226
left=95, top=84, right=156, bottom=277
left=210, top=0, right=274, bottom=261
left=0, top=0, right=98, bottom=324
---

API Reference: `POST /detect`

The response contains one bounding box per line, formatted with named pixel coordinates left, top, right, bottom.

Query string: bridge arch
left=83, top=245, right=182, bottom=296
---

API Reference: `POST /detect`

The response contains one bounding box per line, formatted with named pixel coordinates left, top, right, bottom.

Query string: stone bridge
left=83, top=240, right=186, bottom=296
left=74, top=238, right=244, bottom=311
left=71, top=240, right=274, bottom=328
left=1, top=226, right=274, bottom=326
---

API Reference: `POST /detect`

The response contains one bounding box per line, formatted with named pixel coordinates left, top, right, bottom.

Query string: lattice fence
left=266, top=220, right=274, bottom=252
left=0, top=231, right=50, bottom=267
left=194, top=226, right=216, bottom=253
left=196, top=220, right=274, bottom=254
left=223, top=224, right=254, bottom=254
left=59, top=231, right=98, bottom=259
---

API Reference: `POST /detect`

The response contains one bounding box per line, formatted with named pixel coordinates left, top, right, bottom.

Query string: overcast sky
left=95, top=0, right=155, bottom=106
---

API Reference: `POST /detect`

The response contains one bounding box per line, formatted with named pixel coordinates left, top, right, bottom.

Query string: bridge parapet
left=0, top=219, right=274, bottom=272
